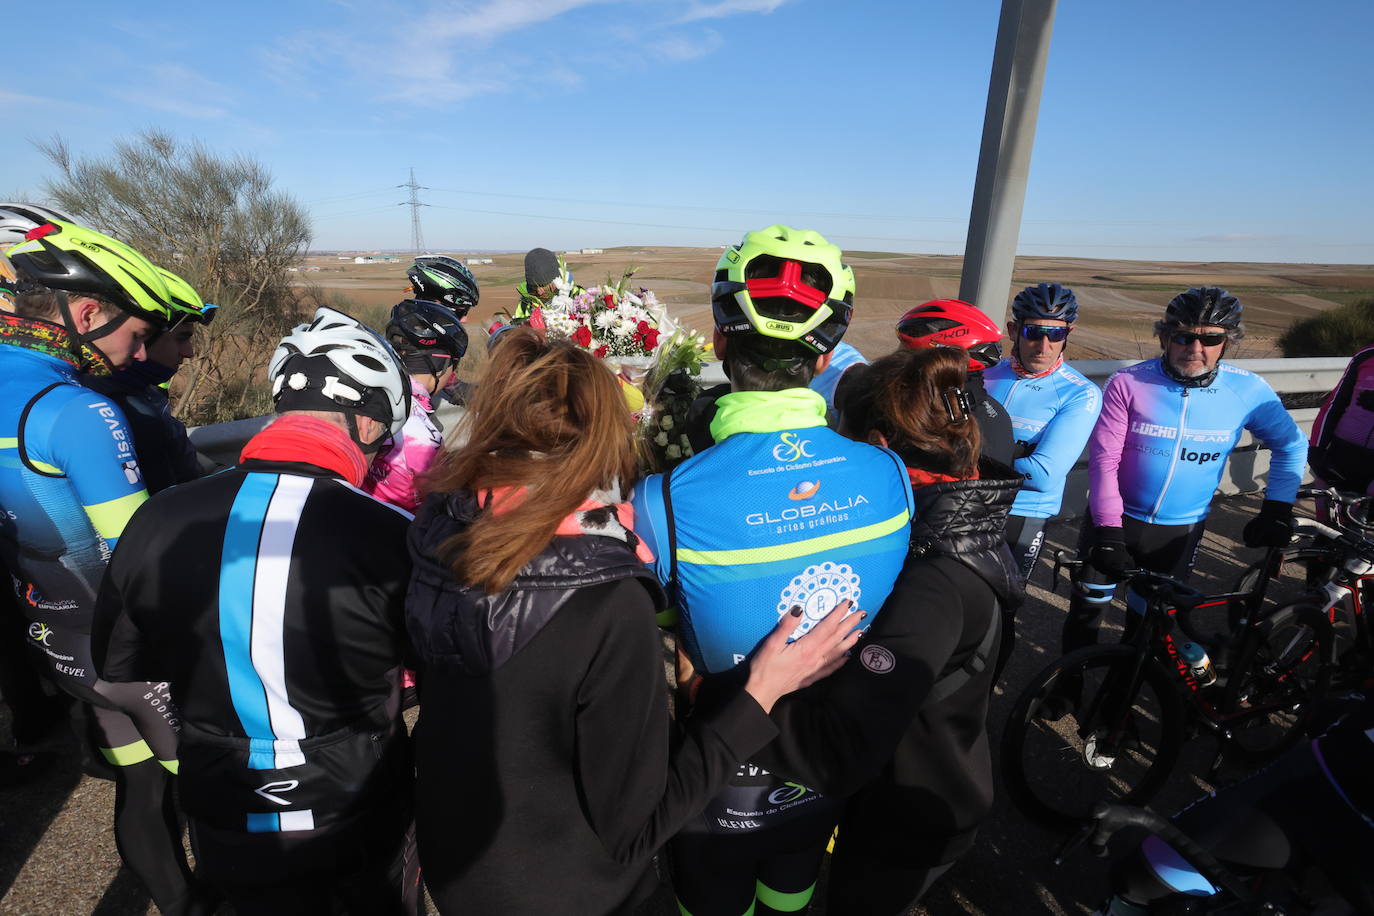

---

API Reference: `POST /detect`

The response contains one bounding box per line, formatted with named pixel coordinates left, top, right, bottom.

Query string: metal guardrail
left=189, top=356, right=1349, bottom=512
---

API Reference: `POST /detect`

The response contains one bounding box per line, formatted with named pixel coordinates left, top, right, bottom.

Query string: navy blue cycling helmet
left=1011, top=282, right=1078, bottom=324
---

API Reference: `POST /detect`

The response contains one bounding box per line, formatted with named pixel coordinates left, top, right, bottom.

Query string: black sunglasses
left=1019, top=324, right=1070, bottom=343
left=1170, top=331, right=1228, bottom=347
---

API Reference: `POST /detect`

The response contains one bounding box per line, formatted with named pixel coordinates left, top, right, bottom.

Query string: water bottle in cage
left=1177, top=641, right=1217, bottom=687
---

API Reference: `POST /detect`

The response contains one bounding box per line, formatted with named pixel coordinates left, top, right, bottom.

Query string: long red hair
left=424, top=329, right=638, bottom=592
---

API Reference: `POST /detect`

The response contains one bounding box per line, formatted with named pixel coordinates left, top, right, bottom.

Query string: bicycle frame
left=1053, top=543, right=1307, bottom=762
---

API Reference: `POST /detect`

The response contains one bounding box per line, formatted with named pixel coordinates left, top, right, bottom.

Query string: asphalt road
left=0, top=494, right=1276, bottom=915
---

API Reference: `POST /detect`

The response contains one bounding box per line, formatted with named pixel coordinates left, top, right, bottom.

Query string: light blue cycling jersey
left=983, top=359, right=1101, bottom=519
left=808, top=341, right=868, bottom=409
left=0, top=330, right=147, bottom=687
left=1089, top=358, right=1306, bottom=527
left=632, top=388, right=913, bottom=675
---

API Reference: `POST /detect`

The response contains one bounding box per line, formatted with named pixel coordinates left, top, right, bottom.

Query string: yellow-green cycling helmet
left=5, top=219, right=173, bottom=326
left=712, top=224, right=855, bottom=356
left=156, top=266, right=217, bottom=326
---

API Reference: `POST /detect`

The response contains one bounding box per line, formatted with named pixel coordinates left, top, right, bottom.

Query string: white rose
left=660, top=415, right=675, bottom=430
left=666, top=445, right=682, bottom=459
left=654, top=432, right=669, bottom=447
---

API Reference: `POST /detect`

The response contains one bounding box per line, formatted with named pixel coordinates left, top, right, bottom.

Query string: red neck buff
left=1011, top=351, right=1063, bottom=379
left=241, top=415, right=370, bottom=486
left=907, top=466, right=978, bottom=489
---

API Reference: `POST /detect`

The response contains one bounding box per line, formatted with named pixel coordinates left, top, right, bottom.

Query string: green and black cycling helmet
left=387, top=298, right=468, bottom=377
left=406, top=256, right=480, bottom=318
left=1163, top=286, right=1244, bottom=333
left=712, top=225, right=855, bottom=360
left=6, top=219, right=173, bottom=327
left=156, top=266, right=218, bottom=329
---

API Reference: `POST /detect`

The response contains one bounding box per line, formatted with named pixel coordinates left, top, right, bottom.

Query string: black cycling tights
left=113, top=756, right=197, bottom=914
left=671, top=823, right=832, bottom=916
left=1112, top=741, right=1374, bottom=911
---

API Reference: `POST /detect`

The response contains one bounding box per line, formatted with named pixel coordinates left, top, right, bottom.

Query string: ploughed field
left=299, top=247, right=1374, bottom=361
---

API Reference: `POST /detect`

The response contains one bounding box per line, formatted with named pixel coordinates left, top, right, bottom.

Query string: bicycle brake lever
left=1052, top=821, right=1095, bottom=866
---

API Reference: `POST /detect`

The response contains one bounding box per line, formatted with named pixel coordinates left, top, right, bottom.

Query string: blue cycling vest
left=632, top=388, right=914, bottom=675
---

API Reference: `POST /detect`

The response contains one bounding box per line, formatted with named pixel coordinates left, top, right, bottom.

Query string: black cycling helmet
left=1011, top=282, right=1078, bottom=324
left=1162, top=286, right=1243, bottom=332
left=387, top=299, right=468, bottom=377
left=406, top=256, right=480, bottom=317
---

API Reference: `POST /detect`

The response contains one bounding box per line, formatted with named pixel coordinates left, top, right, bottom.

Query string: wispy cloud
left=108, top=64, right=234, bottom=120
left=651, top=30, right=723, bottom=62
left=676, top=0, right=790, bottom=24
left=417, top=0, right=618, bottom=42
left=259, top=0, right=790, bottom=108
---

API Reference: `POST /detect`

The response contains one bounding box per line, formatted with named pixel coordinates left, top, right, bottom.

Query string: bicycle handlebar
left=1057, top=803, right=1256, bottom=904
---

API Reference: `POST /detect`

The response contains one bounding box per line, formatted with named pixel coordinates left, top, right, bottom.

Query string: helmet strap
left=56, top=292, right=131, bottom=371
left=344, top=410, right=390, bottom=455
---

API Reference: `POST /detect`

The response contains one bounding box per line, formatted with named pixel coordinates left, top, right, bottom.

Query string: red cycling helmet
left=895, top=299, right=1003, bottom=371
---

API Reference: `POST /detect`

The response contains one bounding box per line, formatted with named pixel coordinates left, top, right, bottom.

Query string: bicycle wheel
left=1220, top=602, right=1334, bottom=765
left=1001, top=645, right=1186, bottom=831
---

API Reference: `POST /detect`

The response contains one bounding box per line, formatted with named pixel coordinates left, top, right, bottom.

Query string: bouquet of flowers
left=535, top=264, right=711, bottom=471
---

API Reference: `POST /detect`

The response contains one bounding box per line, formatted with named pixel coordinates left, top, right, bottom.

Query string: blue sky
left=4, top=0, right=1371, bottom=263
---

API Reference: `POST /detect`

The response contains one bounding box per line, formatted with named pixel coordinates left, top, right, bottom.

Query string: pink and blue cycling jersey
left=1089, top=358, right=1306, bottom=528
left=363, top=377, right=442, bottom=512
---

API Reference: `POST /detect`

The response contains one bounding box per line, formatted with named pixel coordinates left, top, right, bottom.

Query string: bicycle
left=1228, top=488, right=1374, bottom=713
left=1001, top=544, right=1335, bottom=831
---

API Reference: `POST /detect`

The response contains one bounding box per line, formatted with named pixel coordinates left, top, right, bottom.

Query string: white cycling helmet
left=268, top=307, right=411, bottom=442
left=0, top=203, right=80, bottom=248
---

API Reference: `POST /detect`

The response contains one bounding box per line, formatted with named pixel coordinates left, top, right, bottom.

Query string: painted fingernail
left=790, top=605, right=802, bottom=617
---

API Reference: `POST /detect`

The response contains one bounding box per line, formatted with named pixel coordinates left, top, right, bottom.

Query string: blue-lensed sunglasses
left=1019, top=324, right=1071, bottom=343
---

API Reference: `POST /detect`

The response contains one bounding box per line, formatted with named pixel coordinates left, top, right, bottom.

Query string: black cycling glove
left=1013, top=440, right=1036, bottom=460
left=1090, top=526, right=1134, bottom=580
left=1243, top=499, right=1294, bottom=548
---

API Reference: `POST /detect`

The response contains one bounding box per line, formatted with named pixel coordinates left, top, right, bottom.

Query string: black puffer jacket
left=750, top=457, right=1023, bottom=869
left=406, top=490, right=778, bottom=915
left=406, top=490, right=663, bottom=674
left=907, top=457, right=1023, bottom=612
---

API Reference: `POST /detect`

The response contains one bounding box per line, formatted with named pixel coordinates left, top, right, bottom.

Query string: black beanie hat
left=524, top=248, right=560, bottom=288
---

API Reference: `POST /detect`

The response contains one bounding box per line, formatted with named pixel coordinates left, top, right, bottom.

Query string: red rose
left=572, top=325, right=592, bottom=347
left=637, top=320, right=651, bottom=335
left=594, top=345, right=609, bottom=358
left=643, top=329, right=660, bottom=350
left=603, top=294, right=617, bottom=309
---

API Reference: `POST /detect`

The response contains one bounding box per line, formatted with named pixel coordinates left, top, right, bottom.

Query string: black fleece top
left=406, top=492, right=779, bottom=915
left=724, top=459, right=1022, bottom=866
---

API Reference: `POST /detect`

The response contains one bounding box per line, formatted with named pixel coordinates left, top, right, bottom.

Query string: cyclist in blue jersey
left=1054, top=289, right=1307, bottom=704
left=983, top=283, right=1101, bottom=584
left=808, top=339, right=867, bottom=410
left=0, top=219, right=207, bottom=912
left=633, top=225, right=914, bottom=916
